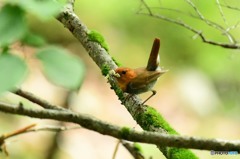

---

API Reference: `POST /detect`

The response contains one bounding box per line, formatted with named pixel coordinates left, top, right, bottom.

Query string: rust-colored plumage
left=115, top=38, right=167, bottom=104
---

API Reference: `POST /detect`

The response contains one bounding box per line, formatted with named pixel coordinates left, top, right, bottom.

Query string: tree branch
left=221, top=4, right=240, bottom=12
left=1, top=124, right=80, bottom=140
left=0, top=101, right=239, bottom=152
left=185, top=0, right=235, bottom=43
left=113, top=140, right=145, bottom=159
left=216, top=0, right=227, bottom=24
left=138, top=0, right=240, bottom=49
left=14, top=89, right=65, bottom=111
left=120, top=141, right=145, bottom=159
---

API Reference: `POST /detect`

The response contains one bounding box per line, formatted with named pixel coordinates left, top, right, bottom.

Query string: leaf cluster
left=0, top=0, right=85, bottom=94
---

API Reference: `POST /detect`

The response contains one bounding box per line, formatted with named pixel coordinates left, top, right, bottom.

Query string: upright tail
left=146, top=38, right=160, bottom=71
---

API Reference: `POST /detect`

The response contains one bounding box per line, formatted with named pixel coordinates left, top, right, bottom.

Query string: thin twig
left=2, top=125, right=80, bottom=140
left=0, top=124, right=80, bottom=155
left=185, top=0, right=223, bottom=31
left=226, top=21, right=240, bottom=32
left=0, top=123, right=36, bottom=156
left=216, top=0, right=227, bottom=24
left=221, top=4, right=240, bottom=11
left=138, top=1, right=240, bottom=49
left=185, top=0, right=235, bottom=43
left=121, top=141, right=144, bottom=159
left=1, top=123, right=36, bottom=140
left=139, top=6, right=188, bottom=15
left=140, top=0, right=153, bottom=15
left=13, top=89, right=65, bottom=111
left=137, top=3, right=236, bottom=44
left=0, top=101, right=239, bottom=151
left=112, top=140, right=121, bottom=159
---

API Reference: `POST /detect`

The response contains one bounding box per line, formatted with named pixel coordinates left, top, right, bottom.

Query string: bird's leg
left=142, top=90, right=156, bottom=105
left=123, top=90, right=156, bottom=106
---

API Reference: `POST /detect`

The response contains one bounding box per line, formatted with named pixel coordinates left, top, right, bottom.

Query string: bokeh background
left=0, top=0, right=240, bottom=158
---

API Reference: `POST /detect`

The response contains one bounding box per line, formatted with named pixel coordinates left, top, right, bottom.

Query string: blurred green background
left=0, top=0, right=240, bottom=159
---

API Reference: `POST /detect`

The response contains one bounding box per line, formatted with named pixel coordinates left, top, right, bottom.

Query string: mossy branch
left=55, top=2, right=199, bottom=158
left=0, top=101, right=239, bottom=152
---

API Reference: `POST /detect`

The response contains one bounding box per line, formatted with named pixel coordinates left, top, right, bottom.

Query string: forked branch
left=138, top=0, right=240, bottom=49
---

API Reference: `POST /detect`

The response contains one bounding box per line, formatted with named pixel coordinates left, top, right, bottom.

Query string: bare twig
left=0, top=123, right=36, bottom=156
left=2, top=123, right=36, bottom=140
left=185, top=0, right=235, bottom=43
left=216, top=0, right=227, bottom=24
left=112, top=140, right=121, bottom=159
left=13, top=89, right=65, bottom=111
left=140, top=0, right=153, bottom=15
left=113, top=140, right=145, bottom=159
left=0, top=101, right=239, bottom=151
left=226, top=22, right=240, bottom=32
left=221, top=4, right=240, bottom=12
left=1, top=124, right=80, bottom=140
left=27, top=125, right=80, bottom=133
left=0, top=123, right=80, bottom=156
left=138, top=0, right=240, bottom=49
left=121, top=141, right=144, bottom=159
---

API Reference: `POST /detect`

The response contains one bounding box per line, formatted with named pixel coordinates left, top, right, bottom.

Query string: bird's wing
left=127, top=69, right=162, bottom=93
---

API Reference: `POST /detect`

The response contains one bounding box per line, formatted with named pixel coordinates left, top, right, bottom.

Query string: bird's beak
left=109, top=70, right=120, bottom=78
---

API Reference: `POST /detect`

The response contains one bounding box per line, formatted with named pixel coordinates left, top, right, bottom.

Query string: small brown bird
left=115, top=38, right=167, bottom=104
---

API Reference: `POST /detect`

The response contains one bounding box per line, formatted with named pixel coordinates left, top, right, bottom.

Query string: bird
left=114, top=38, right=167, bottom=105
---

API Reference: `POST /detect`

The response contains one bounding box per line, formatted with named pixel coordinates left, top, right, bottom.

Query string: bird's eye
left=122, top=70, right=127, bottom=75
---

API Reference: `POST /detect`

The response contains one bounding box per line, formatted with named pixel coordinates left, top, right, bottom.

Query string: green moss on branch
left=136, top=107, right=178, bottom=134
left=133, top=143, right=143, bottom=153
left=101, top=64, right=111, bottom=76
left=120, top=127, right=131, bottom=138
left=87, top=30, right=109, bottom=51
left=168, top=148, right=198, bottom=159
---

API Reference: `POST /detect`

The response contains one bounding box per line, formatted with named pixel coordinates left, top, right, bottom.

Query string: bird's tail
left=146, top=38, right=160, bottom=71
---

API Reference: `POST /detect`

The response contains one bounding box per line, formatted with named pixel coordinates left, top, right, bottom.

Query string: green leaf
left=0, top=53, right=28, bottom=94
left=0, top=4, right=27, bottom=47
left=9, top=0, right=63, bottom=20
left=21, top=31, right=46, bottom=47
left=36, top=46, right=85, bottom=90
